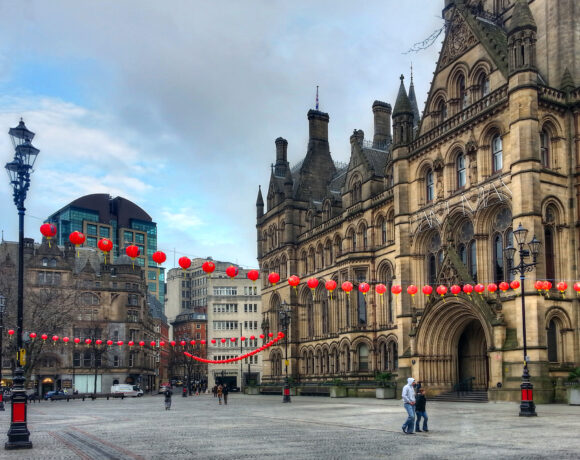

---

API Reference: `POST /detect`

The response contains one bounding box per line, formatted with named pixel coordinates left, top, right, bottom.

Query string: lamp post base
left=5, top=367, right=32, bottom=450
left=519, top=367, right=537, bottom=417
left=282, top=377, right=291, bottom=403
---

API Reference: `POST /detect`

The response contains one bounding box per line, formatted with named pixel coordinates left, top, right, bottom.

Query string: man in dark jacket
left=415, top=388, right=429, bottom=432
left=222, top=384, right=229, bottom=405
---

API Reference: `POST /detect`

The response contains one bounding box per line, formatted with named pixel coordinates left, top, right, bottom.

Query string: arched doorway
left=416, top=299, right=491, bottom=391
left=457, top=320, right=488, bottom=389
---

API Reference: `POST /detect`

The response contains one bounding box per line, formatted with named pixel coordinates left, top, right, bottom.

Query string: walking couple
left=401, top=377, right=428, bottom=434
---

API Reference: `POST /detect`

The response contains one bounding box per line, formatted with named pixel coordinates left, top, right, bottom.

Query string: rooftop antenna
left=315, top=85, right=319, bottom=110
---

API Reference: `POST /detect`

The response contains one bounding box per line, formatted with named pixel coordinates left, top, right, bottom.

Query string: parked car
left=158, top=383, right=171, bottom=394
left=229, top=386, right=241, bottom=392
left=44, top=390, right=66, bottom=400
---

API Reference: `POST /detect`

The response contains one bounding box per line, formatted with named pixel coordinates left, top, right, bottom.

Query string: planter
left=245, top=387, right=260, bottom=395
left=330, top=386, right=347, bottom=398
left=567, top=387, right=580, bottom=405
left=375, top=387, right=396, bottom=399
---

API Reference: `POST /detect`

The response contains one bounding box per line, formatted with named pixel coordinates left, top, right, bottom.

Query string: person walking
left=217, top=384, right=223, bottom=405
left=415, top=388, right=429, bottom=433
left=222, top=384, right=229, bottom=405
left=212, top=385, right=218, bottom=398
left=164, top=387, right=173, bottom=411
left=401, top=377, right=416, bottom=434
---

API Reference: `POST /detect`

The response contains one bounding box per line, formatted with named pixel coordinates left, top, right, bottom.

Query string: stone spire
left=256, top=185, right=264, bottom=218
left=408, top=65, right=421, bottom=128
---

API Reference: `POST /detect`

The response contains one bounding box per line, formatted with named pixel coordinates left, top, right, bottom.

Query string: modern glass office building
left=46, top=194, right=165, bottom=304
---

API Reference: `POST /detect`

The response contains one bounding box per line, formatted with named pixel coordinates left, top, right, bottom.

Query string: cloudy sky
left=0, top=0, right=443, bottom=269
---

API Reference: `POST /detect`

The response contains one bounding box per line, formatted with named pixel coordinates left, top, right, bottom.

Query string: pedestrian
left=415, top=388, right=429, bottom=433
left=401, top=377, right=416, bottom=434
left=222, top=384, right=229, bottom=405
left=164, top=387, right=172, bottom=410
left=212, top=385, right=218, bottom=398
left=217, top=384, right=223, bottom=405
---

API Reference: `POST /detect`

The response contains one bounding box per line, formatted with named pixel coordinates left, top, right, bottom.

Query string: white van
left=110, top=384, right=144, bottom=397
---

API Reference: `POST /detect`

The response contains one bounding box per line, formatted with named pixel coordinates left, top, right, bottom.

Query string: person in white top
left=401, top=377, right=417, bottom=434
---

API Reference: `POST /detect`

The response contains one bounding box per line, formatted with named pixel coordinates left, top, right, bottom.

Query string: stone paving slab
left=0, top=394, right=578, bottom=459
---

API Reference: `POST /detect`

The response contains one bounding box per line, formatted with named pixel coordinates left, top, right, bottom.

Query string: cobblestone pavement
left=0, top=394, right=578, bottom=459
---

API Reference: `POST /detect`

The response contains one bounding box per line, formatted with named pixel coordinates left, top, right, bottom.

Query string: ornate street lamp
left=504, top=222, right=541, bottom=417
left=279, top=301, right=292, bottom=403
left=0, top=293, right=5, bottom=411
left=5, top=119, right=38, bottom=449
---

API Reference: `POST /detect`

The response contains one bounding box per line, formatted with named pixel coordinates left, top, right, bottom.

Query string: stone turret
left=392, top=75, right=414, bottom=146
left=507, top=0, right=537, bottom=75
left=308, top=109, right=329, bottom=141
left=256, top=185, right=264, bottom=218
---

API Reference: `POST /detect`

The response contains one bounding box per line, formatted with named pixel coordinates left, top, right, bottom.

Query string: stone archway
left=416, top=299, right=491, bottom=392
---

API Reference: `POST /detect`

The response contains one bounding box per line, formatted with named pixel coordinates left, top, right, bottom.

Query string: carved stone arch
left=377, top=332, right=398, bottom=347
left=415, top=297, right=493, bottom=390
left=415, top=158, right=434, bottom=183
left=316, top=241, right=324, bottom=269
left=539, top=114, right=563, bottom=137
left=441, top=210, right=473, bottom=244
left=541, top=196, right=565, bottom=225
left=322, top=199, right=333, bottom=221
left=430, top=88, right=448, bottom=113
left=444, top=141, right=466, bottom=164
left=545, top=306, right=572, bottom=330
left=307, top=246, right=316, bottom=273
left=468, top=59, right=493, bottom=86
left=473, top=202, right=512, bottom=236
left=280, top=253, right=288, bottom=279
left=479, top=121, right=506, bottom=146
left=376, top=259, right=395, bottom=282
left=447, top=62, right=470, bottom=99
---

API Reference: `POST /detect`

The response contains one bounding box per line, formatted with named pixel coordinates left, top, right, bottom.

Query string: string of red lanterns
left=184, top=333, right=284, bottom=364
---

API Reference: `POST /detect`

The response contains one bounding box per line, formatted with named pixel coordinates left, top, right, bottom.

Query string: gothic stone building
left=256, top=0, right=580, bottom=402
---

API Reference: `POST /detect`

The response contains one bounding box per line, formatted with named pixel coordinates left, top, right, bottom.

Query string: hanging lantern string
left=184, top=335, right=282, bottom=364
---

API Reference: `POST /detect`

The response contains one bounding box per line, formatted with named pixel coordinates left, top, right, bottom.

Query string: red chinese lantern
left=98, top=237, right=113, bottom=257
left=221, top=338, right=226, bottom=343
left=422, top=285, right=433, bottom=296
left=463, top=284, right=473, bottom=296
left=117, top=340, right=124, bottom=346
left=391, top=285, right=402, bottom=295
left=41, top=334, right=48, bottom=341
left=325, top=280, right=337, bottom=299
left=74, top=337, right=81, bottom=344
left=107, top=340, right=113, bottom=346
left=29, top=332, right=37, bottom=339
left=190, top=340, right=196, bottom=345
left=557, top=282, right=567, bottom=295
left=211, top=339, right=216, bottom=344
left=376, top=284, right=387, bottom=296
left=474, top=284, right=485, bottom=295
left=125, top=244, right=140, bottom=261
left=226, top=265, right=239, bottom=278
left=7, top=329, right=15, bottom=337
left=85, top=338, right=92, bottom=345
left=499, top=282, right=509, bottom=292
left=200, top=340, right=206, bottom=345
left=231, top=337, right=236, bottom=342
left=160, top=341, right=165, bottom=347
left=342, top=281, right=353, bottom=294
left=278, top=332, right=285, bottom=338
left=96, top=339, right=102, bottom=345
left=52, top=335, right=59, bottom=343
left=178, top=256, right=191, bottom=270
left=268, top=332, right=274, bottom=338
left=307, top=278, right=319, bottom=297
left=407, top=285, right=418, bottom=297
left=259, top=334, right=265, bottom=339
left=358, top=282, right=370, bottom=295
left=152, top=251, right=167, bottom=265
left=170, top=340, right=176, bottom=347
left=542, top=281, right=552, bottom=291
left=436, top=285, right=447, bottom=297
left=202, top=260, right=216, bottom=275
left=487, top=283, right=498, bottom=294
left=180, top=340, right=186, bottom=346
left=247, top=269, right=259, bottom=282
left=150, top=341, right=156, bottom=347
left=268, top=272, right=280, bottom=285
left=69, top=231, right=86, bottom=255
left=241, top=336, right=246, bottom=341
left=450, top=285, right=461, bottom=296
left=127, top=340, right=134, bottom=347
left=510, top=280, right=520, bottom=290
left=288, top=275, right=300, bottom=289
left=40, top=223, right=57, bottom=247
left=574, top=282, right=580, bottom=294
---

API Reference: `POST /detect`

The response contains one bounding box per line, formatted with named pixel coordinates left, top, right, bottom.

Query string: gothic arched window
left=492, top=208, right=513, bottom=283
left=492, top=134, right=503, bottom=173
left=457, top=153, right=466, bottom=189
left=540, top=129, right=550, bottom=168
left=426, top=169, right=434, bottom=202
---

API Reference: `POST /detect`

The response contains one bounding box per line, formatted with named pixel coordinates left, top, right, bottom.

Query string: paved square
left=0, top=394, right=579, bottom=459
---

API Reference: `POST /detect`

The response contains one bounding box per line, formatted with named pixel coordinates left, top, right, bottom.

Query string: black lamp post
left=5, top=119, right=38, bottom=449
left=279, top=301, right=292, bottom=403
left=0, top=293, right=5, bottom=411
left=504, top=222, right=541, bottom=417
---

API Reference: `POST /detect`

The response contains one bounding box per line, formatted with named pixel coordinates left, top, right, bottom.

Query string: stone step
left=430, top=390, right=489, bottom=403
